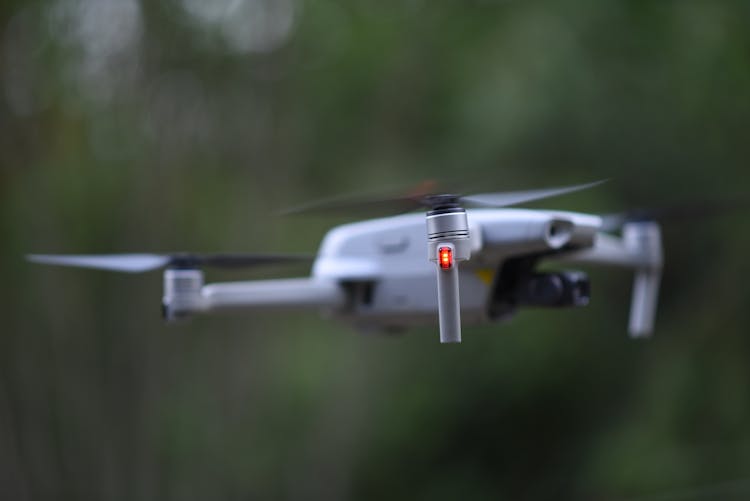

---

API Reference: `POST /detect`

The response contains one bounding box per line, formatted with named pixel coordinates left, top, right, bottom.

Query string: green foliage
left=2, top=0, right=750, bottom=499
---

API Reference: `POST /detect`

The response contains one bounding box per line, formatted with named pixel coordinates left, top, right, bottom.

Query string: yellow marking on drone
left=475, top=269, right=495, bottom=286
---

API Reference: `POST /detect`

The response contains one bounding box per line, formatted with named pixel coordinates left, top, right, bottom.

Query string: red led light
left=438, top=246, right=453, bottom=269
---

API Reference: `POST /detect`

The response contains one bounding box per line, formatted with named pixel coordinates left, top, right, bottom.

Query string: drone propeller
left=282, top=180, right=607, bottom=216
left=26, top=253, right=315, bottom=273
left=600, top=198, right=749, bottom=233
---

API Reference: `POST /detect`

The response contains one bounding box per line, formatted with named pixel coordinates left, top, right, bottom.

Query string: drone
left=28, top=181, right=665, bottom=343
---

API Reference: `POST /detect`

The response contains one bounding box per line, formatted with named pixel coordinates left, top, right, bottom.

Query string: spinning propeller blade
left=282, top=180, right=607, bottom=216
left=27, top=254, right=170, bottom=272
left=27, top=253, right=315, bottom=273
left=460, top=180, right=607, bottom=208
left=279, top=179, right=446, bottom=216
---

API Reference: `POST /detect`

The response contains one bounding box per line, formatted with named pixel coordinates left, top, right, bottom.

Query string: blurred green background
left=2, top=0, right=750, bottom=499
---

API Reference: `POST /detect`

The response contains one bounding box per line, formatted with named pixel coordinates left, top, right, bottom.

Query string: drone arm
left=551, top=222, right=663, bottom=337
left=202, top=278, right=346, bottom=310
left=553, top=233, right=651, bottom=268
left=162, top=270, right=346, bottom=319
left=435, top=254, right=462, bottom=343
left=623, top=222, right=663, bottom=337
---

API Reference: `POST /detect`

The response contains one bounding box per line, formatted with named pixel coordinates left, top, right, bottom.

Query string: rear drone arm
left=550, top=221, right=663, bottom=337
left=162, top=270, right=347, bottom=320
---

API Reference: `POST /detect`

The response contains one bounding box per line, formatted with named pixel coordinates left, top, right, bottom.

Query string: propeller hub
left=168, top=253, right=199, bottom=269
left=422, top=194, right=462, bottom=211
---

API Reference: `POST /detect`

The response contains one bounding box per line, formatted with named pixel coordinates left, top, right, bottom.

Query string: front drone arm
left=162, top=270, right=347, bottom=320
left=431, top=243, right=462, bottom=343
left=426, top=206, right=472, bottom=344
left=551, top=221, right=664, bottom=337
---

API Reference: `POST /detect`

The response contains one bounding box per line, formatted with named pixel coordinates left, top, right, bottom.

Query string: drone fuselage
left=309, top=209, right=600, bottom=331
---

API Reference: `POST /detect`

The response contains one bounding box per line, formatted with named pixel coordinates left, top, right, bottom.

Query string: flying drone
left=28, top=181, right=665, bottom=343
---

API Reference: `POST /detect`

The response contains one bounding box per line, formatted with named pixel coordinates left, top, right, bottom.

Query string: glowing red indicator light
left=438, top=246, right=453, bottom=270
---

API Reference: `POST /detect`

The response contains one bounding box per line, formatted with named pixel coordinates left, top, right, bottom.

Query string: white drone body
left=28, top=183, right=664, bottom=342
